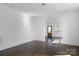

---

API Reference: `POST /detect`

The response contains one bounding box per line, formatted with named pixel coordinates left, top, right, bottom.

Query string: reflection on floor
left=52, top=39, right=60, bottom=43
left=0, top=40, right=79, bottom=56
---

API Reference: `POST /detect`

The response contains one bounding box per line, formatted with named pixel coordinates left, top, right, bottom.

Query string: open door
left=47, top=25, right=52, bottom=38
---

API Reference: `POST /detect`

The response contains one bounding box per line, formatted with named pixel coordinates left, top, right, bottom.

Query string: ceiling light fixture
left=42, top=3, right=46, bottom=6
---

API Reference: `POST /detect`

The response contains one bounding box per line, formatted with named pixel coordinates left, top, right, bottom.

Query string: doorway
left=47, top=25, right=52, bottom=38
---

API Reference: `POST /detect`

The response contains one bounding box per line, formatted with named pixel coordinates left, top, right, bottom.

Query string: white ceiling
left=2, top=3, right=79, bottom=23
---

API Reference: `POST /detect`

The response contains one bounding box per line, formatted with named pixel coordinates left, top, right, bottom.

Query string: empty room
left=0, top=3, right=79, bottom=56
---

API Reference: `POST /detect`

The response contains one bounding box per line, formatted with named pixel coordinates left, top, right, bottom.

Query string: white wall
left=59, top=10, right=79, bottom=46
left=0, top=5, right=32, bottom=50
left=0, top=5, right=45, bottom=50
left=31, top=16, right=46, bottom=41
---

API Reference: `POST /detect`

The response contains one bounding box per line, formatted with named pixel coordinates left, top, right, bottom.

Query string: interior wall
left=0, top=5, right=31, bottom=50
left=31, top=16, right=46, bottom=41
left=59, top=10, right=79, bottom=46
left=0, top=5, right=45, bottom=50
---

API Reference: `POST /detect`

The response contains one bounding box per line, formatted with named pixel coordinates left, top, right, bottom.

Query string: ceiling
left=2, top=3, right=79, bottom=23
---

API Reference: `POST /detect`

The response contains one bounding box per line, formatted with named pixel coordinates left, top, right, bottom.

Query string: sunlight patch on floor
left=52, top=39, right=60, bottom=43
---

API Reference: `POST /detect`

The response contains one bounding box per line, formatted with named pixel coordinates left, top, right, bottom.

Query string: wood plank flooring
left=0, top=40, right=79, bottom=56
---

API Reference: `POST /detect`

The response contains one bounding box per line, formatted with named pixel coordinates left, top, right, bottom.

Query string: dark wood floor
left=0, top=40, right=79, bottom=56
